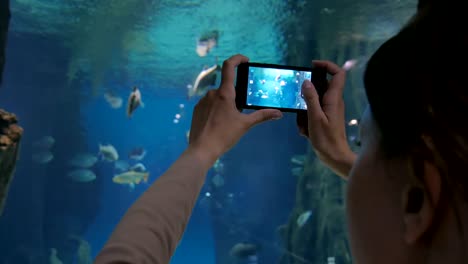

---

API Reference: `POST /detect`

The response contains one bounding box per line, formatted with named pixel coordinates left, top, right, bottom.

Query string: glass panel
left=0, top=0, right=416, bottom=263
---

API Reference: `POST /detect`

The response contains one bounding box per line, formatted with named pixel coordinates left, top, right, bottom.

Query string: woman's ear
left=401, top=161, right=441, bottom=244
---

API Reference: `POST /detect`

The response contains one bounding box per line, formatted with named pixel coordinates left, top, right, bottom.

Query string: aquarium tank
left=0, top=0, right=417, bottom=263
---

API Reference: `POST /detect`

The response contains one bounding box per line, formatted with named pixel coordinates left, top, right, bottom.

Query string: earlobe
left=403, top=186, right=428, bottom=244
left=402, top=161, right=441, bottom=244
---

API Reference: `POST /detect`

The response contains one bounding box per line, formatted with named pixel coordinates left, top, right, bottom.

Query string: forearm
left=95, top=147, right=216, bottom=264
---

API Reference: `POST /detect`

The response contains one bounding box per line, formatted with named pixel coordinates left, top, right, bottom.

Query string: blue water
left=0, top=0, right=417, bottom=263
left=0, top=0, right=302, bottom=262
left=80, top=93, right=217, bottom=262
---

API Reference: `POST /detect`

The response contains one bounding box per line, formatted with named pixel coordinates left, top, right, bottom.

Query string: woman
left=95, top=1, right=468, bottom=263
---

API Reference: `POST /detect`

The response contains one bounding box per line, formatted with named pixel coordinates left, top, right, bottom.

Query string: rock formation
left=0, top=0, right=10, bottom=85
left=0, top=0, right=22, bottom=217
left=0, top=110, right=22, bottom=216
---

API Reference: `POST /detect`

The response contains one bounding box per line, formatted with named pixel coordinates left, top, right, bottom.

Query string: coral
left=280, top=147, right=350, bottom=264
left=0, top=0, right=20, bottom=217
left=0, top=109, right=23, bottom=216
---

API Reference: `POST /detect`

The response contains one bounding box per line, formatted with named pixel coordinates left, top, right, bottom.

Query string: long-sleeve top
left=94, top=148, right=214, bottom=264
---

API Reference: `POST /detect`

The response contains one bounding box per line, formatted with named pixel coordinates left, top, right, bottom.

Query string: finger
left=301, top=79, right=326, bottom=123
left=312, top=60, right=346, bottom=112
left=219, top=54, right=249, bottom=96
left=312, top=60, right=342, bottom=75
left=299, top=127, right=309, bottom=138
left=312, top=60, right=346, bottom=92
left=296, top=111, right=309, bottom=137
left=245, top=109, right=282, bottom=128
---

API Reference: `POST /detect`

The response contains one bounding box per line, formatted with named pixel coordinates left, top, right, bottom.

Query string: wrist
left=185, top=144, right=219, bottom=170
left=339, top=149, right=357, bottom=174
left=317, top=147, right=356, bottom=178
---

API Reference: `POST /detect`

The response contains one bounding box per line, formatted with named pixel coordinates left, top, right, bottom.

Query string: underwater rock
left=0, top=1, right=18, bottom=217
left=0, top=109, right=23, bottom=216
left=276, top=224, right=288, bottom=243
left=0, top=0, right=10, bottom=85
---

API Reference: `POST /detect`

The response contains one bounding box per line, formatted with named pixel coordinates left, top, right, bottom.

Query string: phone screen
left=245, top=66, right=311, bottom=110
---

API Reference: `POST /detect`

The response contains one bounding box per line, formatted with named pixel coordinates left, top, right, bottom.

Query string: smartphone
left=235, top=62, right=327, bottom=113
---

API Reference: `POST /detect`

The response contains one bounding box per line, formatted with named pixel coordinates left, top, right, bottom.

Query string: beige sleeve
left=94, top=149, right=212, bottom=264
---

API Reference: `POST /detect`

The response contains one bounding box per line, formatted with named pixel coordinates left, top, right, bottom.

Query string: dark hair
left=363, top=1, right=468, bottom=198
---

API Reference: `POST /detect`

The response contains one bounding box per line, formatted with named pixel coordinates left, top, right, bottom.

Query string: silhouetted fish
left=196, top=30, right=219, bottom=57
left=188, top=58, right=221, bottom=99
left=129, top=147, right=146, bottom=160
left=127, top=86, right=145, bottom=117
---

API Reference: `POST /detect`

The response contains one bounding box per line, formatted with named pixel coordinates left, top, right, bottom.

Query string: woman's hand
left=188, top=54, right=283, bottom=164
left=297, top=60, right=356, bottom=178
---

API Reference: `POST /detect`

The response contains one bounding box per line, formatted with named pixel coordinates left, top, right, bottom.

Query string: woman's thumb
left=247, top=109, right=283, bottom=127
left=301, top=80, right=325, bottom=121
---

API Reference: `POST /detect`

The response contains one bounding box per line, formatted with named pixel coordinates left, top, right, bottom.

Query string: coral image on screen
left=246, top=67, right=312, bottom=110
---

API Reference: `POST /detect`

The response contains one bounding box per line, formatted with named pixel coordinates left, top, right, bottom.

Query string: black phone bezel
left=235, top=62, right=327, bottom=113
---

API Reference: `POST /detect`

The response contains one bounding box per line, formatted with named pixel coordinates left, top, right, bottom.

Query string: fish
left=32, top=151, right=54, bottom=164
left=113, top=170, right=149, bottom=187
left=291, top=154, right=306, bottom=165
left=68, top=153, right=98, bottom=168
left=129, top=163, right=146, bottom=172
left=229, top=243, right=260, bottom=259
left=67, top=169, right=96, bottom=183
left=104, top=91, right=123, bottom=109
left=297, top=210, right=312, bottom=227
left=126, top=86, right=145, bottom=118
left=188, top=58, right=221, bottom=99
left=99, top=143, right=119, bottom=162
left=320, top=7, right=336, bottom=15
left=49, top=248, right=63, bottom=264
left=32, top=136, right=55, bottom=149
left=196, top=30, right=219, bottom=57
left=114, top=160, right=130, bottom=172
left=212, top=174, right=224, bottom=187
left=129, top=147, right=146, bottom=160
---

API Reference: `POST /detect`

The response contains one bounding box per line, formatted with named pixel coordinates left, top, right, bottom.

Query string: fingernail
left=272, top=112, right=283, bottom=120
